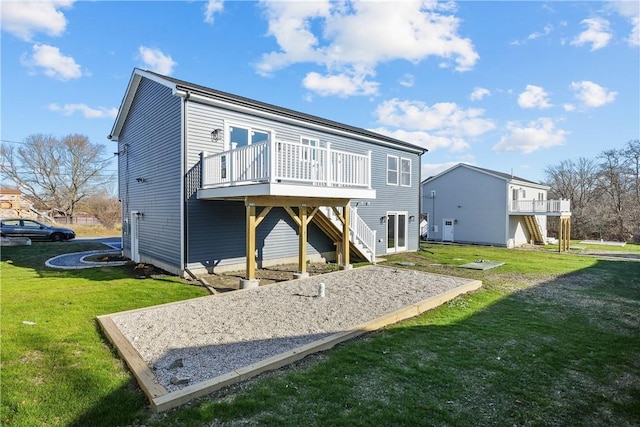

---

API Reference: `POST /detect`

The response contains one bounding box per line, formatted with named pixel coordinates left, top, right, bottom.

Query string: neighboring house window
left=400, top=158, right=411, bottom=187
left=538, top=192, right=544, bottom=201
left=229, top=125, right=270, bottom=149
left=300, top=137, right=319, bottom=161
left=387, top=155, right=398, bottom=185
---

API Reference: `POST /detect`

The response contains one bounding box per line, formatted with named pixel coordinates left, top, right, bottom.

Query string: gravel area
left=111, top=265, right=476, bottom=392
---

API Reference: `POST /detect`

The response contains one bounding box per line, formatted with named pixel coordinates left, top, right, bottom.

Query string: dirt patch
left=197, top=262, right=340, bottom=291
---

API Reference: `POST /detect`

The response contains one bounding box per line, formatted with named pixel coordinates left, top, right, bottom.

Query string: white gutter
left=173, top=89, right=425, bottom=155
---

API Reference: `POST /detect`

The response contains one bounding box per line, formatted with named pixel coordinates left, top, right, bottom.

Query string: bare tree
left=597, top=149, right=632, bottom=241
left=82, top=191, right=121, bottom=229
left=1, top=134, right=113, bottom=219
left=622, top=139, right=640, bottom=241
left=544, top=158, right=599, bottom=239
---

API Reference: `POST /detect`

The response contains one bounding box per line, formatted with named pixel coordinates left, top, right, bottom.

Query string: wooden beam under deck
left=245, top=196, right=353, bottom=280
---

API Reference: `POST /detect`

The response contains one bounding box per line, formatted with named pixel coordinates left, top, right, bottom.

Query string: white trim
left=179, top=91, right=425, bottom=154
left=197, top=183, right=376, bottom=200
left=386, top=155, right=399, bottom=186
left=386, top=211, right=408, bottom=253
left=400, top=157, right=411, bottom=187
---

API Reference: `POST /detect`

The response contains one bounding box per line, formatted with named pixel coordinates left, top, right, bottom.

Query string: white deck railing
left=201, top=140, right=371, bottom=189
left=320, top=206, right=376, bottom=263
left=510, top=199, right=571, bottom=214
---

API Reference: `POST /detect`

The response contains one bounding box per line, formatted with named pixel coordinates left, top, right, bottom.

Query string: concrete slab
left=459, top=261, right=505, bottom=270
left=580, top=240, right=627, bottom=247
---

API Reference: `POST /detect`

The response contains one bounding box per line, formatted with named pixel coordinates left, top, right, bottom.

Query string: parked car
left=0, top=218, right=76, bottom=241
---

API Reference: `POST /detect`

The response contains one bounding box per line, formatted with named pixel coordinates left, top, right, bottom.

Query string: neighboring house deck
left=109, top=69, right=426, bottom=283
left=421, top=164, right=571, bottom=250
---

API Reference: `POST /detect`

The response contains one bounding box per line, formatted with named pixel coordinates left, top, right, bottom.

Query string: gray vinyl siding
left=421, top=167, right=507, bottom=246
left=184, top=101, right=334, bottom=268
left=117, top=78, right=182, bottom=272
left=183, top=99, right=420, bottom=265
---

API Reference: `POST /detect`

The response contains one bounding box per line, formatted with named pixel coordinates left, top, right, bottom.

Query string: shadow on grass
left=0, top=241, right=180, bottom=284
left=68, top=258, right=640, bottom=426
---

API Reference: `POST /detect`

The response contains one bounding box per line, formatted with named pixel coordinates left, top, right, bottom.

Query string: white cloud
left=528, top=24, right=553, bottom=41
left=607, top=1, right=640, bottom=46
left=493, top=118, right=568, bottom=154
left=470, top=87, right=490, bottom=101
left=204, top=0, right=224, bottom=25
left=372, top=98, right=495, bottom=152
left=21, top=44, right=82, bottom=80
left=138, top=46, right=176, bottom=75
left=421, top=161, right=467, bottom=180
left=570, top=80, right=617, bottom=108
left=303, top=70, right=379, bottom=97
left=518, top=85, right=552, bottom=109
left=256, top=1, right=478, bottom=97
left=370, top=127, right=470, bottom=152
left=0, top=0, right=73, bottom=41
left=571, top=17, right=612, bottom=50
left=399, top=73, right=415, bottom=88
left=563, top=103, right=576, bottom=112
left=49, top=103, right=117, bottom=119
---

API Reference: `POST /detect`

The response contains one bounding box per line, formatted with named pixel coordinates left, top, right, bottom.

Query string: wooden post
left=246, top=204, right=256, bottom=279
left=342, top=204, right=350, bottom=267
left=558, top=216, right=562, bottom=253
left=299, top=205, right=307, bottom=274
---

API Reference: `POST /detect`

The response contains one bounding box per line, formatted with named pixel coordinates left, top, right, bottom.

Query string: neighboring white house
left=420, top=164, right=571, bottom=248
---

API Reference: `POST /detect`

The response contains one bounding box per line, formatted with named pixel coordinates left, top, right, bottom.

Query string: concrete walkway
left=46, top=237, right=128, bottom=269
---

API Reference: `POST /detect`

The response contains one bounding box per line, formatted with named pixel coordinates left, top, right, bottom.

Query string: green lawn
left=1, top=241, right=639, bottom=426
left=1, top=242, right=208, bottom=426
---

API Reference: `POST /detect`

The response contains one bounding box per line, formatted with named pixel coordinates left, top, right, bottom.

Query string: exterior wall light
left=211, top=128, right=223, bottom=142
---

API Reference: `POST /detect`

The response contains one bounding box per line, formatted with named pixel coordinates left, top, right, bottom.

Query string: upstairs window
left=300, top=137, right=319, bottom=161
left=229, top=125, right=270, bottom=149
left=400, top=158, right=411, bottom=187
left=387, top=155, right=398, bottom=185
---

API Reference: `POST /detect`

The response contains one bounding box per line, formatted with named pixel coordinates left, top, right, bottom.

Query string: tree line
left=544, top=139, right=639, bottom=242
left=1, top=134, right=121, bottom=228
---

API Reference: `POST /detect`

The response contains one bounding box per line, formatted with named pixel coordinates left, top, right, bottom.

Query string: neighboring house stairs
left=313, top=206, right=377, bottom=264
left=523, top=215, right=545, bottom=244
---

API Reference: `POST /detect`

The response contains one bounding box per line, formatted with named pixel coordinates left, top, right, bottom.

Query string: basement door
left=386, top=211, right=408, bottom=253
left=442, top=218, right=454, bottom=242
left=130, top=211, right=140, bottom=263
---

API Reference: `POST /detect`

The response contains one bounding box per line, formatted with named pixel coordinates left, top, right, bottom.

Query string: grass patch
left=1, top=242, right=208, bottom=426
left=2, top=242, right=639, bottom=426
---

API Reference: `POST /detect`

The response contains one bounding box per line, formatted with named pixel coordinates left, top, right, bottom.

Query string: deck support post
left=299, top=205, right=308, bottom=276
left=246, top=203, right=256, bottom=280
left=558, top=215, right=571, bottom=252
left=341, top=203, right=351, bottom=269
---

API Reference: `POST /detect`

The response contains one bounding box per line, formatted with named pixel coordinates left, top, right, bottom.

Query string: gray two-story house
left=109, top=69, right=426, bottom=284
left=421, top=163, right=571, bottom=250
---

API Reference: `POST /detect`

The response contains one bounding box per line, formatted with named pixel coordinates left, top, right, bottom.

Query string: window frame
left=300, top=136, right=319, bottom=162
left=225, top=122, right=272, bottom=150
left=400, top=157, right=411, bottom=187
left=387, top=155, right=399, bottom=186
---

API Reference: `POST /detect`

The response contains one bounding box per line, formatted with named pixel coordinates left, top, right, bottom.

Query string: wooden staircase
left=523, top=215, right=545, bottom=244
left=312, top=207, right=376, bottom=263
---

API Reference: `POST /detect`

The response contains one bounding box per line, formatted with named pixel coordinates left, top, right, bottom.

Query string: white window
left=228, top=124, right=270, bottom=149
left=300, top=137, right=319, bottom=161
left=387, top=155, right=398, bottom=185
left=400, top=158, right=411, bottom=187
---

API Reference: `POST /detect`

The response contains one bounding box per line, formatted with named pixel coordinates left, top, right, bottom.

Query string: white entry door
left=130, top=211, right=140, bottom=263
left=386, top=211, right=408, bottom=253
left=442, top=218, right=454, bottom=242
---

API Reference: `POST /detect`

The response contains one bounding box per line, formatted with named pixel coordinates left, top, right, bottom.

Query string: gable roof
left=109, top=69, right=427, bottom=155
left=421, top=163, right=549, bottom=189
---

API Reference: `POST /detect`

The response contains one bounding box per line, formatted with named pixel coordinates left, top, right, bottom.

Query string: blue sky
left=1, top=0, right=638, bottom=184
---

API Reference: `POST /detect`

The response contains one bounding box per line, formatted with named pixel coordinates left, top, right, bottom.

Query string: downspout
left=179, top=90, right=189, bottom=276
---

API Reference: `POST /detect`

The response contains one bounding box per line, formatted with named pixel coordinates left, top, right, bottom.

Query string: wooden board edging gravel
left=98, top=278, right=481, bottom=413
